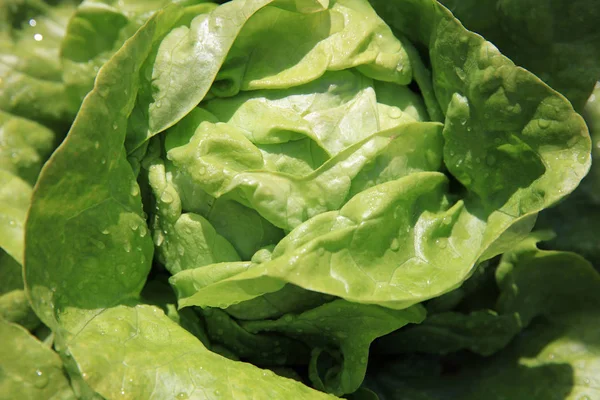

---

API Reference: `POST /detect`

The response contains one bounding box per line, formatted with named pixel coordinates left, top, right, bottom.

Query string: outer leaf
left=535, top=83, right=600, bottom=267
left=66, top=304, right=335, bottom=399
left=0, top=1, right=77, bottom=127
left=0, top=318, right=75, bottom=400
left=0, top=110, right=54, bottom=184
left=439, top=0, right=600, bottom=111
left=61, top=0, right=217, bottom=106
left=242, top=300, right=425, bottom=395
left=367, top=313, right=600, bottom=400
left=373, top=310, right=522, bottom=357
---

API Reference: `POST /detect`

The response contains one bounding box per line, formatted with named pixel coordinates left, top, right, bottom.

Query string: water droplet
left=155, top=101, right=162, bottom=109
left=474, top=157, right=481, bottom=164
left=33, top=369, right=48, bottom=388
left=154, top=233, right=164, bottom=247
left=177, top=245, right=185, bottom=256
left=124, top=242, right=131, bottom=253
left=160, top=191, right=173, bottom=204
left=486, top=154, right=496, bottom=166
left=34, top=33, right=43, bottom=41
left=139, top=226, right=147, bottom=237
left=283, top=315, right=293, bottom=323
left=94, top=141, right=100, bottom=149
left=101, top=158, right=106, bottom=165
left=538, top=119, right=551, bottom=129
left=435, top=238, right=447, bottom=249
left=360, top=357, right=367, bottom=363
left=112, top=123, right=118, bottom=130
left=460, top=119, right=467, bottom=126
left=8, top=220, right=15, bottom=226
left=390, top=238, right=400, bottom=251
left=388, top=108, right=402, bottom=119
left=198, top=166, right=206, bottom=175
left=176, top=393, right=189, bottom=400
left=129, top=220, right=138, bottom=231
left=130, top=185, right=140, bottom=197
left=29, top=19, right=37, bottom=27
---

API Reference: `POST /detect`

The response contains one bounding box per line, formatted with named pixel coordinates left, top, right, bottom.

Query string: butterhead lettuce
left=0, top=0, right=596, bottom=398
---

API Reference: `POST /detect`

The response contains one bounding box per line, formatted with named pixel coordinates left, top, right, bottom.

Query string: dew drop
left=435, top=238, right=447, bottom=249
left=155, top=101, right=162, bottom=109
left=177, top=245, right=185, bottom=256
left=130, top=185, right=140, bottom=197
left=160, top=191, right=173, bottom=204
left=283, top=315, right=293, bottom=323
left=390, top=238, right=400, bottom=251
left=34, top=33, right=43, bottom=41
left=124, top=242, right=131, bottom=253
left=29, top=19, right=37, bottom=27
left=538, top=119, right=551, bottom=129
left=388, top=108, right=402, bottom=119
left=360, top=357, right=367, bottom=364
left=101, top=158, right=106, bottom=165
left=33, top=369, right=48, bottom=388
left=94, top=141, right=100, bottom=149
left=486, top=154, right=496, bottom=166
left=176, top=393, right=189, bottom=400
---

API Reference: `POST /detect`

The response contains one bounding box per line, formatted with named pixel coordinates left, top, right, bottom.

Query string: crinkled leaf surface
left=439, top=0, right=600, bottom=111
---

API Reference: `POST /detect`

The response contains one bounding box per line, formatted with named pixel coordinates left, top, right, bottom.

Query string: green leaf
left=0, top=1, right=78, bottom=127
left=168, top=121, right=443, bottom=231
left=65, top=304, right=336, bottom=399
left=0, top=170, right=31, bottom=263
left=535, top=83, right=600, bottom=267
left=61, top=0, right=218, bottom=106
left=368, top=312, right=600, bottom=400
left=0, top=318, right=75, bottom=400
left=242, top=300, right=425, bottom=395
left=126, top=0, right=330, bottom=150
left=439, top=0, right=600, bottom=111
left=373, top=310, right=522, bottom=357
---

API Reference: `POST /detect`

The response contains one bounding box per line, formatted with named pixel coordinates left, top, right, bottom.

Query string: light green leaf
left=0, top=318, right=75, bottom=400
left=66, top=304, right=336, bottom=399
